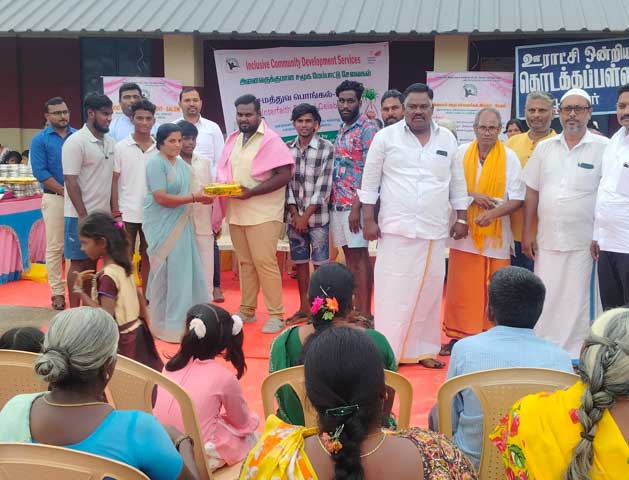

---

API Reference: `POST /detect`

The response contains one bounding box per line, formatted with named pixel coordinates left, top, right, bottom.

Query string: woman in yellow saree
left=491, top=308, right=629, bottom=479
left=241, top=327, right=477, bottom=479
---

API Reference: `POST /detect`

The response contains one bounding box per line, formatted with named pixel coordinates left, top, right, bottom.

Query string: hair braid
left=326, top=411, right=371, bottom=480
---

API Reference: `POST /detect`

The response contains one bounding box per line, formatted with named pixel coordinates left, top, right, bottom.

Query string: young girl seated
left=153, top=303, right=259, bottom=470
left=74, top=212, right=163, bottom=372
left=0, top=327, right=44, bottom=353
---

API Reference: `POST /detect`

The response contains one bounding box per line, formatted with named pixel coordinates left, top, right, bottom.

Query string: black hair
left=1, top=150, right=22, bottom=164
left=119, top=82, right=142, bottom=99
left=78, top=211, right=132, bottom=275
left=402, top=82, right=434, bottom=100
left=156, top=123, right=182, bottom=149
left=166, top=303, right=246, bottom=379
left=618, top=83, right=629, bottom=99
left=177, top=120, right=199, bottom=138
left=504, top=118, right=525, bottom=134
left=234, top=94, right=261, bottom=113
left=21, top=150, right=29, bottom=158
left=44, top=96, right=65, bottom=113
left=0, top=327, right=44, bottom=353
left=179, top=87, right=200, bottom=102
left=380, top=89, right=404, bottom=106
left=488, top=266, right=546, bottom=329
left=83, top=93, right=113, bottom=116
left=335, top=80, right=364, bottom=100
left=130, top=98, right=156, bottom=116
left=304, top=327, right=386, bottom=480
left=300, top=263, right=355, bottom=360
left=290, top=103, right=322, bottom=123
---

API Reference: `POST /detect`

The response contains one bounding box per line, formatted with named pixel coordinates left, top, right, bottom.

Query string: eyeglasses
left=558, top=105, right=591, bottom=114
left=475, top=125, right=500, bottom=134
left=48, top=110, right=69, bottom=116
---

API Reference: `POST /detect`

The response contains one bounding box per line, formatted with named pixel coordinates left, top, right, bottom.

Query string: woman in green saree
left=269, top=262, right=397, bottom=426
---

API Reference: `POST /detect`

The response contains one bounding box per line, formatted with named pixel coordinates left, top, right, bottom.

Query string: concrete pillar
left=163, top=34, right=204, bottom=86
left=433, top=35, right=470, bottom=72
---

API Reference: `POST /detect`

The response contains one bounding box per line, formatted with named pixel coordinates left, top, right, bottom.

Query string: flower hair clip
left=113, top=220, right=124, bottom=230
left=310, top=287, right=339, bottom=321
left=320, top=424, right=344, bottom=455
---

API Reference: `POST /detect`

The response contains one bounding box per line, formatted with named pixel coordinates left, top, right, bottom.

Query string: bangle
left=456, top=219, right=468, bottom=225
left=174, top=435, right=194, bottom=451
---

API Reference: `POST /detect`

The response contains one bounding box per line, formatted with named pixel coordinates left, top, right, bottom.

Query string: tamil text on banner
left=103, top=76, right=183, bottom=124
left=515, top=38, right=629, bottom=117
left=427, top=72, right=514, bottom=144
left=213, top=43, right=389, bottom=140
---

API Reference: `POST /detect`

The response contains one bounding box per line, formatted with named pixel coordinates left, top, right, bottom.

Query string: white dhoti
left=195, top=234, right=215, bottom=301
left=374, top=233, right=445, bottom=364
left=534, top=248, right=601, bottom=358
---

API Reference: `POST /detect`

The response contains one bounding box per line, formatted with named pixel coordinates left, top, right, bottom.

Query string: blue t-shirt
left=63, top=410, right=183, bottom=479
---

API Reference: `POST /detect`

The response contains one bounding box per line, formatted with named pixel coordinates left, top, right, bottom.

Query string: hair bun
left=34, top=348, right=70, bottom=384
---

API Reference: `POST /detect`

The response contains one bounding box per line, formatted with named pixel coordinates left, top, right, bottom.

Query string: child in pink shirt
left=153, top=303, right=258, bottom=470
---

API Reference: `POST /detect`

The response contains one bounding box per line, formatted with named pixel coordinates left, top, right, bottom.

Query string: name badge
left=436, top=150, right=448, bottom=157
left=578, top=162, right=594, bottom=169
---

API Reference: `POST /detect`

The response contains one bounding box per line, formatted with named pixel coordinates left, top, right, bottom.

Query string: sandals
left=439, top=339, right=458, bottom=356
left=51, top=295, right=65, bottom=311
left=419, top=358, right=446, bottom=369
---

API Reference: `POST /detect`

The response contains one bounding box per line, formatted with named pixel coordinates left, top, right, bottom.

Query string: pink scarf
left=211, top=121, right=294, bottom=230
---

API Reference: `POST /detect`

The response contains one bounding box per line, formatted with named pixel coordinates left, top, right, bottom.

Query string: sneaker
left=262, top=316, right=285, bottom=334
left=236, top=311, right=256, bottom=323
left=213, top=287, right=225, bottom=303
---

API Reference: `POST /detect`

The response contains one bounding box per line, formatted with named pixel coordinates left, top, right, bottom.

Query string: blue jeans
left=288, top=224, right=330, bottom=265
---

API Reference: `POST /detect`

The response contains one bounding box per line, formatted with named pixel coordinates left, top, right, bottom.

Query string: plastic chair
left=0, top=442, right=148, bottom=479
left=107, top=354, right=240, bottom=480
left=261, top=366, right=414, bottom=429
left=437, top=367, right=578, bottom=480
left=0, top=349, right=47, bottom=410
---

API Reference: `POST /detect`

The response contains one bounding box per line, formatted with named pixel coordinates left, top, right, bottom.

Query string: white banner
left=103, top=76, right=183, bottom=124
left=427, top=72, right=514, bottom=144
left=214, top=43, right=389, bottom=140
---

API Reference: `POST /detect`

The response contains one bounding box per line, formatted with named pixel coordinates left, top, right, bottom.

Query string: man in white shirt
left=178, top=120, right=214, bottom=301
left=592, top=84, right=629, bottom=310
left=522, top=88, right=608, bottom=358
left=108, top=82, right=159, bottom=142
left=62, top=93, right=115, bottom=307
left=359, top=83, right=469, bottom=367
left=174, top=87, right=226, bottom=301
left=442, top=108, right=525, bottom=353
left=111, top=98, right=158, bottom=292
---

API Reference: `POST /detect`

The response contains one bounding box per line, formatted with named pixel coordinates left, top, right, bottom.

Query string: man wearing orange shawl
left=442, top=108, right=525, bottom=351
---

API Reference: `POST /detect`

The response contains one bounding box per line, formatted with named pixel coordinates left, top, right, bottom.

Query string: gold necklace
left=317, top=432, right=387, bottom=458
left=42, top=394, right=110, bottom=408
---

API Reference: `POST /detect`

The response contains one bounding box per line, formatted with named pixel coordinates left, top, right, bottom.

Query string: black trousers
left=598, top=250, right=629, bottom=310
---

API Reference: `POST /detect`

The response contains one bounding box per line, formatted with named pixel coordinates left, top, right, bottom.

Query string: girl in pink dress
left=153, top=303, right=259, bottom=470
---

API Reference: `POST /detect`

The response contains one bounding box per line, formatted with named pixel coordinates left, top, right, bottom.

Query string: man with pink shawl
left=212, top=94, right=294, bottom=333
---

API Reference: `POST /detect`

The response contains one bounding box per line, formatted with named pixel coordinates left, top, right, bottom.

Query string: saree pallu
left=143, top=154, right=210, bottom=342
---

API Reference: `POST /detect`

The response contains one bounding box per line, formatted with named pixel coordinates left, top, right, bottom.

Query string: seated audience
left=269, top=262, right=397, bottom=426
left=154, top=303, right=258, bottom=471
left=74, top=212, right=163, bottom=372
left=0, top=307, right=199, bottom=480
left=21, top=149, right=29, bottom=164
left=491, top=307, right=629, bottom=479
left=242, top=327, right=478, bottom=479
left=504, top=118, right=525, bottom=137
left=439, top=266, right=572, bottom=467
left=0, top=326, right=44, bottom=353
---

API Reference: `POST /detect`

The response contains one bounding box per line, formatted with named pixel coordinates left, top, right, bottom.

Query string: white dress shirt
left=358, top=120, right=468, bottom=240
left=113, top=134, right=157, bottom=223
left=594, top=127, right=629, bottom=253
left=523, top=130, right=608, bottom=252
left=173, top=116, right=224, bottom=178
left=188, top=153, right=213, bottom=236
left=446, top=143, right=525, bottom=259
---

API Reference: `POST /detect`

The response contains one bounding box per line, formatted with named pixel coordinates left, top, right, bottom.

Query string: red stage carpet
left=0, top=272, right=449, bottom=427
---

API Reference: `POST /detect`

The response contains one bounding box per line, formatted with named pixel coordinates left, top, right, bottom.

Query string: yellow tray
left=0, top=177, right=38, bottom=184
left=203, top=183, right=243, bottom=197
